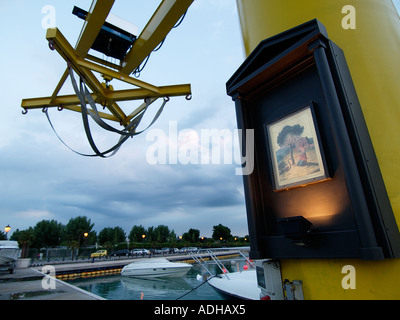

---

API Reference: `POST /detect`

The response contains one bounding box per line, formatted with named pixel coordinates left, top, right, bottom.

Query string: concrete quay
left=0, top=257, right=153, bottom=300
left=0, top=267, right=105, bottom=300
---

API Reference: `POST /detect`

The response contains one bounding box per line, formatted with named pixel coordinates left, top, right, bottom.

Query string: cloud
left=15, top=210, right=54, bottom=220
left=1, top=1, right=248, bottom=239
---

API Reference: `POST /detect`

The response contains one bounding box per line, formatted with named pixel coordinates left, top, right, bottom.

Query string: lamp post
left=83, top=232, right=88, bottom=245
left=4, top=225, right=11, bottom=240
left=83, top=232, right=88, bottom=260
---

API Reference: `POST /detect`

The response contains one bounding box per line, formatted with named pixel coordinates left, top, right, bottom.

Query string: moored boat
left=121, top=258, right=192, bottom=278
left=206, top=270, right=260, bottom=300
left=191, top=248, right=261, bottom=300
left=0, top=241, right=20, bottom=274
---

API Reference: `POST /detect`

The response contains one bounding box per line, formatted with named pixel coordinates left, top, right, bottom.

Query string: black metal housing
left=73, top=6, right=136, bottom=60
left=227, top=19, right=400, bottom=260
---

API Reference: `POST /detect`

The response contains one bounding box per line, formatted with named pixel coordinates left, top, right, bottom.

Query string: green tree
left=154, top=225, right=171, bottom=243
left=0, top=230, right=6, bottom=240
left=168, top=230, right=177, bottom=244
left=146, top=226, right=155, bottom=242
left=63, top=216, right=94, bottom=248
left=276, top=124, right=304, bottom=165
left=32, top=219, right=63, bottom=248
left=84, top=231, right=97, bottom=246
left=11, top=228, right=35, bottom=258
left=98, top=228, right=112, bottom=245
left=182, top=228, right=200, bottom=243
left=129, top=225, right=146, bottom=243
left=212, top=224, right=232, bottom=241
left=98, top=227, right=126, bottom=245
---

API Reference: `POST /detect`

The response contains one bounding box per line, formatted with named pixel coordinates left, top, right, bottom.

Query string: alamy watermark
left=145, top=121, right=254, bottom=176
left=342, top=5, right=356, bottom=30
left=341, top=265, right=356, bottom=290
left=41, top=5, right=56, bottom=29
left=41, top=265, right=56, bottom=290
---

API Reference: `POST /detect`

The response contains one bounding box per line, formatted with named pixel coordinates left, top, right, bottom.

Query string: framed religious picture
left=266, top=104, right=329, bottom=190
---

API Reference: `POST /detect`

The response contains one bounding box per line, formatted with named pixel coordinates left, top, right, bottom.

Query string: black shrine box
left=227, top=19, right=400, bottom=260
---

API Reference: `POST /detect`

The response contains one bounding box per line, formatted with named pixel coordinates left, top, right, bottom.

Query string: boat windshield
left=133, top=258, right=170, bottom=264
left=0, top=241, right=19, bottom=248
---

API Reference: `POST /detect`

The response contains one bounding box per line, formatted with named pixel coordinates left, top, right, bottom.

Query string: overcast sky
left=1, top=1, right=400, bottom=239
left=0, top=0, right=248, bottom=238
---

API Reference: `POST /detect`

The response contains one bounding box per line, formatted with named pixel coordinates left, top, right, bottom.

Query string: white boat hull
left=0, top=241, right=20, bottom=269
left=207, top=270, right=261, bottom=300
left=121, top=259, right=193, bottom=278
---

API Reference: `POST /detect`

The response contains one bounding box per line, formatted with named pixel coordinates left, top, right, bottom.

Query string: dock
left=0, top=250, right=241, bottom=300
left=0, top=267, right=105, bottom=300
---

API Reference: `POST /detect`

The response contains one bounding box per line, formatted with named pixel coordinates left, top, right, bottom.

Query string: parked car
left=111, top=249, right=130, bottom=257
left=131, top=249, right=150, bottom=256
left=90, top=250, right=107, bottom=258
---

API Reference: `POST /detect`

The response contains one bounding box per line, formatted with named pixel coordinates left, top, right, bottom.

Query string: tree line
left=1, top=216, right=249, bottom=254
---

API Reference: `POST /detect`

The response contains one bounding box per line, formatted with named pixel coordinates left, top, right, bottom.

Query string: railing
left=189, top=247, right=252, bottom=280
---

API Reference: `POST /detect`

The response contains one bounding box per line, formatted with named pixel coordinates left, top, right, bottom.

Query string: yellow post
left=236, top=0, right=400, bottom=299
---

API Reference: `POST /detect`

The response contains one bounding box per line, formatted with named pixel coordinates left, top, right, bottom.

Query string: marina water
left=67, top=258, right=250, bottom=300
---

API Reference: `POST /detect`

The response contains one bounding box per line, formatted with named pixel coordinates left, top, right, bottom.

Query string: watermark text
left=342, top=5, right=356, bottom=29
left=41, top=5, right=56, bottom=29
left=146, top=121, right=254, bottom=176
left=41, top=265, right=56, bottom=290
left=341, top=265, right=356, bottom=290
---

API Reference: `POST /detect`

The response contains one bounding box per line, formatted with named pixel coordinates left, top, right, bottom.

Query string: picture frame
left=266, top=104, right=329, bottom=190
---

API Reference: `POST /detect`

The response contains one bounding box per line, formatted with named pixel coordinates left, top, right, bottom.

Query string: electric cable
left=175, top=275, right=216, bottom=300
left=132, top=10, right=188, bottom=78
left=44, top=66, right=169, bottom=158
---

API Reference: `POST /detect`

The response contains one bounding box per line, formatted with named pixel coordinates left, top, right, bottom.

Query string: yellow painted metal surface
left=120, top=0, right=194, bottom=74
left=22, top=24, right=191, bottom=125
left=236, top=0, right=400, bottom=299
left=22, top=0, right=192, bottom=129
left=75, top=0, right=115, bottom=57
left=280, top=258, right=400, bottom=300
left=50, top=0, right=115, bottom=103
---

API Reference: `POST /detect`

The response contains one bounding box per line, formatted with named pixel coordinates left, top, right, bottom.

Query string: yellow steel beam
left=108, top=84, right=192, bottom=102
left=46, top=27, right=191, bottom=99
left=50, top=0, right=114, bottom=102
left=46, top=27, right=128, bottom=124
left=50, top=69, right=69, bottom=103
left=22, top=94, right=94, bottom=109
left=22, top=82, right=191, bottom=110
left=120, top=0, right=194, bottom=75
left=76, top=57, right=161, bottom=93
left=85, top=54, right=121, bottom=71
left=62, top=105, right=120, bottom=122
left=75, top=0, right=115, bottom=57
left=22, top=1, right=193, bottom=129
left=46, top=27, right=184, bottom=125
left=21, top=95, right=124, bottom=123
left=127, top=98, right=158, bottom=122
left=47, top=29, right=105, bottom=96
